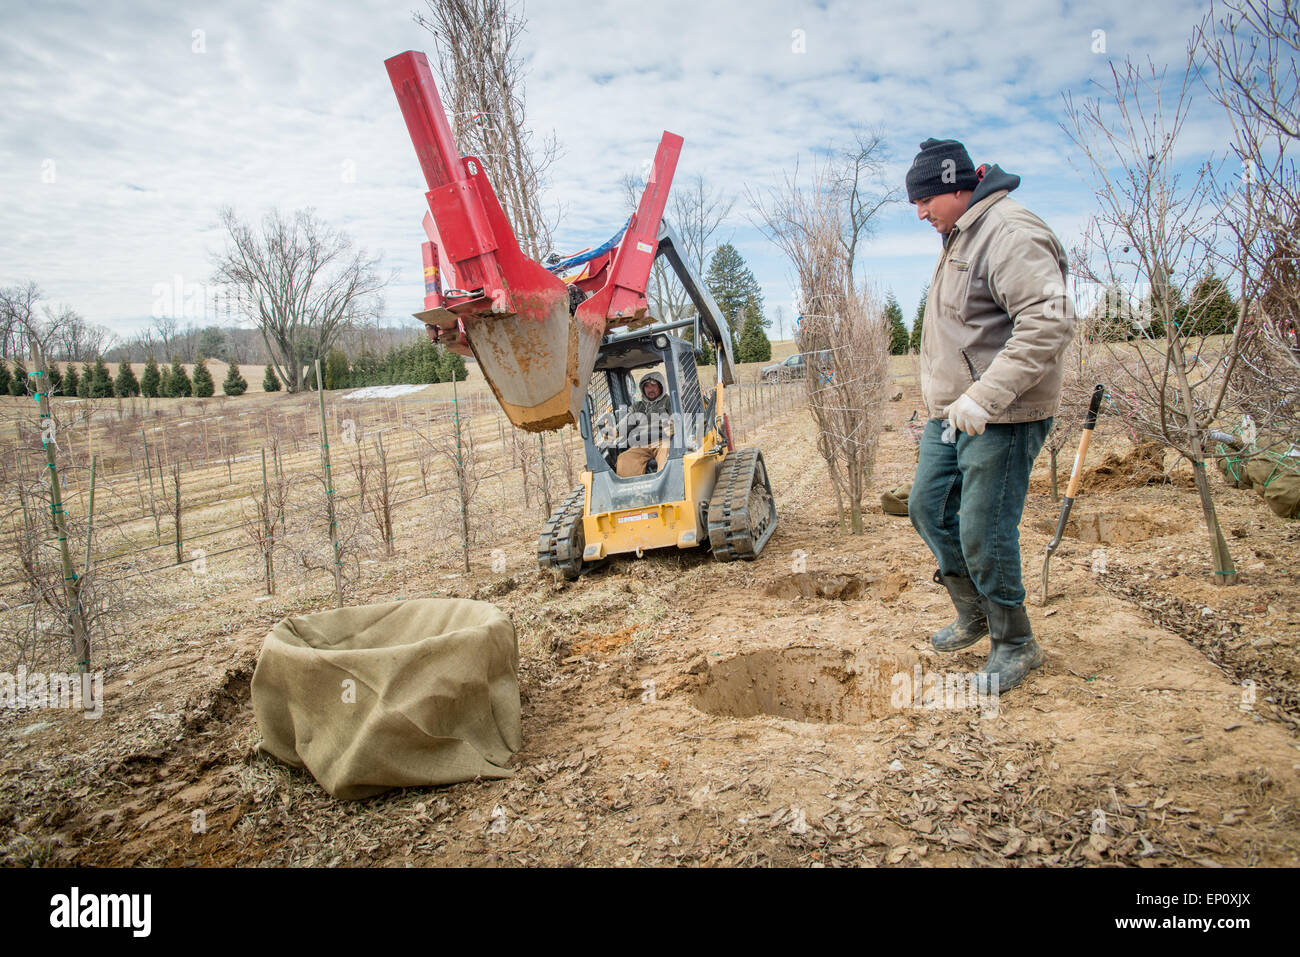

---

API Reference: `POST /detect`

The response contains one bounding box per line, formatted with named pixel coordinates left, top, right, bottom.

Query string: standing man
left=905, top=138, right=1076, bottom=692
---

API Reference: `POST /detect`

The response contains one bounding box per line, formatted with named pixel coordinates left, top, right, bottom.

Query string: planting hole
left=692, top=646, right=921, bottom=724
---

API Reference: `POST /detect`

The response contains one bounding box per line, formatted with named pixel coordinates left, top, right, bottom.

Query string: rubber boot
left=930, top=571, right=988, bottom=652
left=980, top=601, right=1045, bottom=693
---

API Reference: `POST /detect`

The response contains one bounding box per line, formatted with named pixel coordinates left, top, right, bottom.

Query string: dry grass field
left=0, top=347, right=1297, bottom=867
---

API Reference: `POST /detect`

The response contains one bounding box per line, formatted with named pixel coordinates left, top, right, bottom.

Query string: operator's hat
left=641, top=371, right=666, bottom=395
left=906, top=138, right=979, bottom=202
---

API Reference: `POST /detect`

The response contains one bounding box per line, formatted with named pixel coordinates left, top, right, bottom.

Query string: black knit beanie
left=906, top=138, right=979, bottom=201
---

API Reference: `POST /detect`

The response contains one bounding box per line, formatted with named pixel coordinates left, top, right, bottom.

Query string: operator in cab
left=616, top=371, right=672, bottom=477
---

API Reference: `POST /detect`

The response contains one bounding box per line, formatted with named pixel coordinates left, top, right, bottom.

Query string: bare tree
left=773, top=304, right=787, bottom=343
left=1229, top=218, right=1300, bottom=446
left=370, top=432, right=396, bottom=557
left=347, top=431, right=398, bottom=558
left=620, top=172, right=736, bottom=324
left=243, top=444, right=290, bottom=595
left=291, top=478, right=372, bottom=600
left=14, top=304, right=116, bottom=362
left=0, top=338, right=143, bottom=678
left=0, top=283, right=59, bottom=360
left=1064, top=56, right=1245, bottom=584
left=415, top=0, right=561, bottom=258
left=0, top=283, right=37, bottom=358
left=751, top=156, right=892, bottom=533
left=416, top=407, right=480, bottom=572
left=1, top=285, right=109, bottom=386
left=157, top=458, right=184, bottom=565
left=828, top=127, right=902, bottom=279
left=1196, top=0, right=1300, bottom=140
left=1195, top=0, right=1300, bottom=447
left=150, top=314, right=179, bottom=363
left=1, top=484, right=126, bottom=677
left=213, top=207, right=386, bottom=393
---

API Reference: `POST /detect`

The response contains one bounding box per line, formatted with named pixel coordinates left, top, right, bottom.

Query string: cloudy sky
left=1, top=0, right=1233, bottom=343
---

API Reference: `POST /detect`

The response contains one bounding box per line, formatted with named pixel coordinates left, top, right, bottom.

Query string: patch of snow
left=342, top=384, right=430, bottom=400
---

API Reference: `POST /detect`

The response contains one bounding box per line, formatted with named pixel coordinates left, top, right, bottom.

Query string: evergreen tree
left=349, top=352, right=378, bottom=387
left=167, top=357, right=192, bottom=398
left=696, top=338, right=715, bottom=366
left=222, top=362, right=248, bottom=396
left=263, top=364, right=281, bottom=392
left=192, top=356, right=215, bottom=398
left=140, top=354, right=161, bottom=398
left=706, top=244, right=763, bottom=355
left=47, top=363, right=63, bottom=396
left=909, top=285, right=928, bottom=352
left=77, top=363, right=92, bottom=398
left=63, top=363, right=80, bottom=398
left=1186, top=273, right=1238, bottom=337
left=417, top=338, right=443, bottom=383
left=115, top=361, right=140, bottom=397
left=885, top=294, right=909, bottom=355
left=1085, top=282, right=1137, bottom=342
left=438, top=349, right=469, bottom=382
left=324, top=348, right=350, bottom=390
left=7, top=360, right=26, bottom=396
left=197, top=326, right=225, bottom=360
left=89, top=357, right=114, bottom=398
left=1139, top=283, right=1185, bottom=339
left=0, top=362, right=11, bottom=396
left=736, top=297, right=772, bottom=363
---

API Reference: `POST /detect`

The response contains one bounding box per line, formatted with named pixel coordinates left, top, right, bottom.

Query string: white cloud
left=0, top=0, right=1235, bottom=340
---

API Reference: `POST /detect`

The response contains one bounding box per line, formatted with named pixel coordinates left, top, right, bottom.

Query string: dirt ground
left=2, top=376, right=1298, bottom=868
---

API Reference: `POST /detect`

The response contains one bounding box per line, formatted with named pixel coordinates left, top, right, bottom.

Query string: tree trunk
left=316, top=360, right=343, bottom=607
left=31, top=340, right=91, bottom=676
left=1191, top=455, right=1238, bottom=586
left=261, top=448, right=275, bottom=596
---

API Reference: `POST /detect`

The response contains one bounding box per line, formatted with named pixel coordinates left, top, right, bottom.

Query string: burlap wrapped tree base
left=1217, top=443, right=1300, bottom=520
left=252, top=598, right=521, bottom=800
left=881, top=482, right=912, bottom=516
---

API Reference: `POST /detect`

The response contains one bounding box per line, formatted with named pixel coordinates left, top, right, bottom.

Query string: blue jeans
left=908, top=418, right=1052, bottom=608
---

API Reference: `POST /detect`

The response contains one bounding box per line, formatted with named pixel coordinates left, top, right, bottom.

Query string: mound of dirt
left=1034, top=510, right=1173, bottom=544
left=1082, top=440, right=1194, bottom=490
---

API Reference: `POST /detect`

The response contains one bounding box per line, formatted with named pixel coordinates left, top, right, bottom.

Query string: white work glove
left=944, top=393, right=991, bottom=436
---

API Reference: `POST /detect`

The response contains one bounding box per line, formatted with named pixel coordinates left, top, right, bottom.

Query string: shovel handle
left=1040, top=385, right=1105, bottom=603
left=1083, top=382, right=1104, bottom=430
left=1065, top=384, right=1105, bottom=499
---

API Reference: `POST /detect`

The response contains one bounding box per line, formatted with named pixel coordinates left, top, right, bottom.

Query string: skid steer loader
left=536, top=230, right=777, bottom=579
left=385, top=49, right=777, bottom=577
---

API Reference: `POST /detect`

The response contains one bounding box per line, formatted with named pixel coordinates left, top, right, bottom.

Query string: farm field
left=1, top=360, right=1296, bottom=867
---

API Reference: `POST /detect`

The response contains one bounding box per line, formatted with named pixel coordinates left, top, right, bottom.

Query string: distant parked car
left=760, top=350, right=832, bottom=382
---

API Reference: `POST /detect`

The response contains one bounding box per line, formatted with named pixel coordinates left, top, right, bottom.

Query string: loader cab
left=577, top=330, right=715, bottom=513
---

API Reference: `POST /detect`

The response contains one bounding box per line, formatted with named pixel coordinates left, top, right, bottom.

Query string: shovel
left=1040, top=384, right=1105, bottom=605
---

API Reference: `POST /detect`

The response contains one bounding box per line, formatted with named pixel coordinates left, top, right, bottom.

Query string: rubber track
left=707, top=449, right=777, bottom=562
left=537, top=486, right=586, bottom=577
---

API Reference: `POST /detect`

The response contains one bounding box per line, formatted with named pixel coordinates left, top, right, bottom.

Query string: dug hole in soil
left=2, top=385, right=1299, bottom=867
